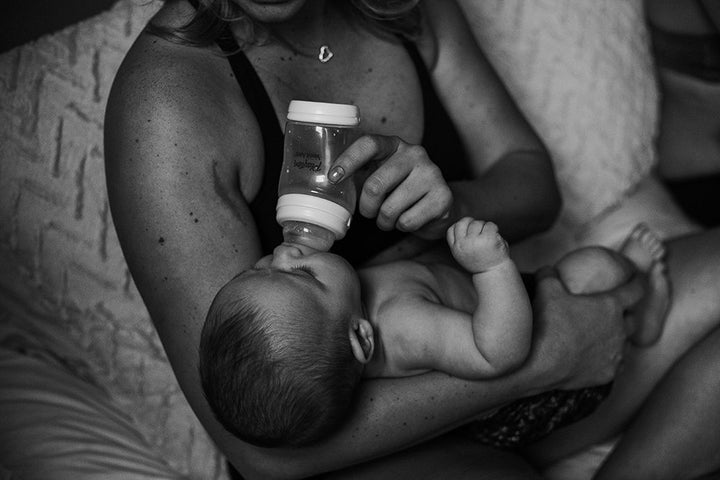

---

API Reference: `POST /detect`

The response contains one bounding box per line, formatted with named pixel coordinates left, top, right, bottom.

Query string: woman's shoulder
left=108, top=32, right=245, bottom=137
left=111, top=3, right=259, bottom=141
left=105, top=8, right=264, bottom=194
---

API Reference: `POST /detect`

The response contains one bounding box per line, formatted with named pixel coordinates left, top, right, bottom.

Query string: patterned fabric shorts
left=463, top=383, right=613, bottom=449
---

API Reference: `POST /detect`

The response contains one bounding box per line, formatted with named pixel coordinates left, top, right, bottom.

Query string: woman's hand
left=529, top=267, right=646, bottom=391
left=329, top=134, right=454, bottom=239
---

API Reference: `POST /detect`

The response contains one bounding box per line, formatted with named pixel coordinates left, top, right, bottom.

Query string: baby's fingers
left=446, top=223, right=456, bottom=246
left=453, top=217, right=474, bottom=236
left=448, top=218, right=469, bottom=247
left=467, top=220, right=487, bottom=237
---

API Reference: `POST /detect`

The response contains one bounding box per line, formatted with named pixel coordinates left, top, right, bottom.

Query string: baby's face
left=238, top=243, right=363, bottom=323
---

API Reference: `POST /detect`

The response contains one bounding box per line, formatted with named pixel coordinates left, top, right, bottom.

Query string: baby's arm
left=447, top=218, right=533, bottom=375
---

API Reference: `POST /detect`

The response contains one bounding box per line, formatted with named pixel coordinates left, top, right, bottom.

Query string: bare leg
left=595, top=327, right=720, bottom=480
left=528, top=228, right=720, bottom=466
left=618, top=224, right=670, bottom=345
left=556, top=246, right=634, bottom=294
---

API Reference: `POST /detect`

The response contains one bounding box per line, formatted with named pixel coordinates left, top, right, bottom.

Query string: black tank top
left=203, top=7, right=471, bottom=265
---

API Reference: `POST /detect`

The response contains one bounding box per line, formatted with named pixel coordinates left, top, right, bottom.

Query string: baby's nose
left=272, top=243, right=304, bottom=265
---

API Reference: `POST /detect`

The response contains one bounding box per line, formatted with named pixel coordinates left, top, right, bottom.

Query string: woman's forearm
left=450, top=149, right=561, bottom=242
left=231, top=364, right=555, bottom=479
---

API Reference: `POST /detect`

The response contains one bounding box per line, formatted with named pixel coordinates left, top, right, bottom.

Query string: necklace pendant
left=318, top=45, right=334, bottom=63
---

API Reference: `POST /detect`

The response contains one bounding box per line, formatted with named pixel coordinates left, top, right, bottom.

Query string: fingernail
left=328, top=166, right=345, bottom=183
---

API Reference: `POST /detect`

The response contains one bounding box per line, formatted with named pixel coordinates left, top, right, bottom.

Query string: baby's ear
left=349, top=318, right=374, bottom=364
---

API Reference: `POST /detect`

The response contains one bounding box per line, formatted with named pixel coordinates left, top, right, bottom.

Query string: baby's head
left=199, top=243, right=375, bottom=447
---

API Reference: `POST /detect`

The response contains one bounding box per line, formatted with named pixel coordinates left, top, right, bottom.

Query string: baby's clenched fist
left=446, top=218, right=510, bottom=273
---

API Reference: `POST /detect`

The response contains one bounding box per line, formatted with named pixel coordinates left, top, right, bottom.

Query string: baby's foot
left=619, top=223, right=666, bottom=271
left=620, top=224, right=671, bottom=346
left=631, top=262, right=671, bottom=346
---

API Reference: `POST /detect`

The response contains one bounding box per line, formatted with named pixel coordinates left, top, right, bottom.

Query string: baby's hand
left=447, top=218, right=510, bottom=273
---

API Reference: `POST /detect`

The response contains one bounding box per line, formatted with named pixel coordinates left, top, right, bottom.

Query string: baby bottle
left=276, top=100, right=360, bottom=251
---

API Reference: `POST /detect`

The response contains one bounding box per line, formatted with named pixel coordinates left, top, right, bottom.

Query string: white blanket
left=461, top=0, right=698, bottom=272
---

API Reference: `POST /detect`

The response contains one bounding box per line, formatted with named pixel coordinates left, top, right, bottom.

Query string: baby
left=199, top=218, right=669, bottom=448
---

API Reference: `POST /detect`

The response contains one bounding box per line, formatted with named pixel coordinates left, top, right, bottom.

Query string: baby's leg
left=617, top=225, right=670, bottom=345
left=556, top=224, right=670, bottom=346
left=555, top=246, right=634, bottom=295
left=617, top=222, right=666, bottom=272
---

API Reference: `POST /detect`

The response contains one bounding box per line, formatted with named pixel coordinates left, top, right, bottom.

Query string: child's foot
left=620, top=224, right=671, bottom=346
left=619, top=223, right=666, bottom=271
left=632, top=262, right=672, bottom=345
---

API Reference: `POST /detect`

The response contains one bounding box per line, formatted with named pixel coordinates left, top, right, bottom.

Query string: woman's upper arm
left=422, top=0, right=548, bottom=175
left=105, top=39, right=262, bottom=346
left=104, top=38, right=270, bottom=473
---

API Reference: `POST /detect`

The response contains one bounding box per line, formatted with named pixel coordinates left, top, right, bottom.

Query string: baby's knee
left=557, top=247, right=634, bottom=295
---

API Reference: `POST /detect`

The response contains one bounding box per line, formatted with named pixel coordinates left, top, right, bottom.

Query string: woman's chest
left=247, top=36, right=426, bottom=143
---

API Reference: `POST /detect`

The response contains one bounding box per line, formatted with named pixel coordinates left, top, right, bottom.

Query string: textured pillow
left=0, top=1, right=223, bottom=478
left=460, top=0, right=697, bottom=270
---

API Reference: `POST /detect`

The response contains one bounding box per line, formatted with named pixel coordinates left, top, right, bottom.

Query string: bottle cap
left=276, top=193, right=352, bottom=239
left=287, top=100, right=360, bottom=127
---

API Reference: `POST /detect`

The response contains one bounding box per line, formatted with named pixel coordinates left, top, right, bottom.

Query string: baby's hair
left=199, top=278, right=362, bottom=447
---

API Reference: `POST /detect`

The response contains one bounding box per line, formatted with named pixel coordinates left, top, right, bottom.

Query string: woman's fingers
left=374, top=178, right=426, bottom=231
left=359, top=161, right=410, bottom=221
left=396, top=190, right=452, bottom=233
left=330, top=134, right=453, bottom=236
left=362, top=147, right=449, bottom=231
left=359, top=143, right=433, bottom=218
left=532, top=268, right=631, bottom=389
left=329, top=134, right=402, bottom=184
left=373, top=166, right=452, bottom=231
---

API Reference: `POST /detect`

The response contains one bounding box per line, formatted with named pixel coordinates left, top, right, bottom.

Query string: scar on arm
left=212, top=160, right=249, bottom=227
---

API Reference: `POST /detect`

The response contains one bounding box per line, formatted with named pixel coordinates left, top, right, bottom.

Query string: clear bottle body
left=277, top=106, right=360, bottom=251
left=278, top=121, right=358, bottom=213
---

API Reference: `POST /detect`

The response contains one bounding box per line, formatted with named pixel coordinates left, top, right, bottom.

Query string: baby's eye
left=292, top=265, right=317, bottom=278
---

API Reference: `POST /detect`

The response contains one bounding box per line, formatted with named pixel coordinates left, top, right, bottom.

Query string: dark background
left=1, top=0, right=118, bottom=53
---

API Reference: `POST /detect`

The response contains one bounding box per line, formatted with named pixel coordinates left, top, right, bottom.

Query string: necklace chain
left=273, top=34, right=335, bottom=64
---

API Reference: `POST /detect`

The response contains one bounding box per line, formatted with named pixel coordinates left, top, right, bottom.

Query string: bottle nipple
left=282, top=221, right=336, bottom=252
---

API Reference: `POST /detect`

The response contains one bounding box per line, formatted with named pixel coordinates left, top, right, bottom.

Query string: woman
left=104, top=0, right=643, bottom=478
